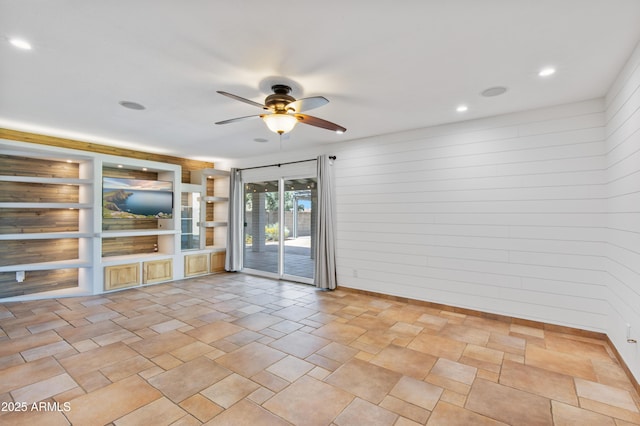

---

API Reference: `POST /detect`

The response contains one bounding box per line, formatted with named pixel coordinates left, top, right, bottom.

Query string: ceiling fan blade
left=286, top=96, right=329, bottom=113
left=215, top=115, right=261, bottom=125
left=294, top=114, right=346, bottom=133
left=217, top=91, right=268, bottom=109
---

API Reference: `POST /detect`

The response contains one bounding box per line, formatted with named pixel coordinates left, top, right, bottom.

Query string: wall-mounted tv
left=103, top=177, right=173, bottom=219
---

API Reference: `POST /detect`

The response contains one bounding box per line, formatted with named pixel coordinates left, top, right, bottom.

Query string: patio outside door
left=243, top=176, right=316, bottom=284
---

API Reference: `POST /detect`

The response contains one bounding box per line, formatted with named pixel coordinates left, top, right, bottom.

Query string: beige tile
left=114, top=396, right=187, bottom=426
left=0, top=330, right=62, bottom=358
left=201, top=373, right=260, bottom=408
left=407, top=334, right=466, bottom=361
left=313, top=322, right=367, bottom=344
left=248, top=386, right=275, bottom=404
left=179, top=393, right=223, bottom=423
left=316, top=341, right=360, bottom=363
left=545, top=333, right=613, bottom=363
left=65, top=375, right=161, bottom=425
left=335, top=397, right=398, bottom=426
left=389, top=322, right=423, bottom=336
left=370, top=344, right=437, bottom=379
left=269, top=330, right=331, bottom=358
left=264, top=375, right=353, bottom=426
left=0, top=356, right=65, bottom=394
left=148, top=357, right=231, bottom=403
left=59, top=341, right=138, bottom=376
left=185, top=321, right=243, bottom=344
left=525, top=345, right=597, bottom=381
left=429, top=358, right=476, bottom=385
left=466, top=379, right=552, bottom=425
left=427, top=401, right=508, bottom=425
left=21, top=340, right=76, bottom=362
left=128, top=330, right=197, bottom=358
left=440, top=389, right=467, bottom=407
left=56, top=320, right=122, bottom=343
left=250, top=370, right=290, bottom=392
left=0, top=408, right=71, bottom=426
left=487, top=332, right=526, bottom=355
left=10, top=373, right=77, bottom=404
left=267, top=355, right=314, bottom=382
left=203, top=399, right=290, bottom=426
left=578, top=398, right=640, bottom=424
left=440, top=324, right=490, bottom=346
left=232, top=312, right=284, bottom=331
left=99, top=354, right=155, bottom=382
left=575, top=378, right=639, bottom=412
left=390, top=375, right=443, bottom=410
left=499, top=360, right=578, bottom=405
left=551, top=400, right=616, bottom=426
left=217, top=340, right=288, bottom=376
left=326, top=358, right=402, bottom=404
left=170, top=341, right=215, bottom=362
left=379, top=395, right=431, bottom=424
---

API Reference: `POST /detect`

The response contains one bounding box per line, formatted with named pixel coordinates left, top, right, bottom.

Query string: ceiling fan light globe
left=263, top=113, right=298, bottom=134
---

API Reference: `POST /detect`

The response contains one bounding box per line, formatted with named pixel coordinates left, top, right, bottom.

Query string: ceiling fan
left=215, top=84, right=346, bottom=135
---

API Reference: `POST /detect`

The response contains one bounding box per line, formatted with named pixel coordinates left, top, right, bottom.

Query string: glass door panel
left=180, top=191, right=201, bottom=250
left=243, top=180, right=279, bottom=275
left=283, top=178, right=316, bottom=281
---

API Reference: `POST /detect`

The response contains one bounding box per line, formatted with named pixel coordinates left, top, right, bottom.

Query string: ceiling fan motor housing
left=265, top=85, right=296, bottom=112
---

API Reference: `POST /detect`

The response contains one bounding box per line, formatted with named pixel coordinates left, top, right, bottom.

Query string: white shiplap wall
left=228, top=78, right=639, bottom=382
left=333, top=99, right=609, bottom=332
left=605, top=40, right=640, bottom=381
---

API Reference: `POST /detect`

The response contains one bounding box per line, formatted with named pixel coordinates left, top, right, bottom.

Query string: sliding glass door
left=283, top=178, right=316, bottom=281
left=243, top=180, right=280, bottom=277
left=243, top=176, right=316, bottom=283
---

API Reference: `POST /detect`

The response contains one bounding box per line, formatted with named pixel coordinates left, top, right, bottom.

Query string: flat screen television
left=103, top=177, right=173, bottom=219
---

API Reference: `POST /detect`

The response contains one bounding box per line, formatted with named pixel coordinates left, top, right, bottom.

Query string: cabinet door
left=211, top=251, right=226, bottom=272
left=104, top=263, right=140, bottom=290
left=143, top=259, right=173, bottom=284
left=185, top=253, right=208, bottom=277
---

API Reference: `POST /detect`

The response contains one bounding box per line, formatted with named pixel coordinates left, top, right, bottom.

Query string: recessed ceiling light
left=9, top=38, right=32, bottom=50
left=119, top=101, right=146, bottom=110
left=538, top=67, right=556, bottom=77
left=481, top=86, right=508, bottom=97
left=142, top=167, right=148, bottom=171
left=456, top=105, right=468, bottom=113
left=336, top=130, right=344, bottom=134
left=66, top=160, right=73, bottom=163
left=117, top=165, right=123, bottom=168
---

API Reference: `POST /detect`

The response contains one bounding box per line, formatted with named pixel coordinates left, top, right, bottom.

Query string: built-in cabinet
left=180, top=168, right=229, bottom=276
left=0, top=138, right=228, bottom=301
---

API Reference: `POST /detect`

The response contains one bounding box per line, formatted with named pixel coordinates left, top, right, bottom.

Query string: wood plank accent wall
left=0, top=269, right=78, bottom=299
left=604, top=40, right=640, bottom=384
left=0, top=209, right=79, bottom=234
left=0, top=239, right=79, bottom=267
left=0, top=128, right=213, bottom=183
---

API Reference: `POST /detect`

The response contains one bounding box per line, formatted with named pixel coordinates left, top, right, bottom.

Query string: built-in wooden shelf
left=0, top=176, right=92, bottom=185
left=0, top=232, right=95, bottom=240
left=0, top=202, right=93, bottom=209
left=100, top=229, right=178, bottom=238
left=0, top=259, right=91, bottom=272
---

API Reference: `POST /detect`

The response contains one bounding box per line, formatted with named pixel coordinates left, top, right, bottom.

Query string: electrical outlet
left=627, top=323, right=637, bottom=344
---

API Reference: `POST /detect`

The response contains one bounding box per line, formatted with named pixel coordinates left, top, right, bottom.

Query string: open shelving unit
left=0, top=141, right=96, bottom=300
left=0, top=138, right=184, bottom=301
left=183, top=168, right=229, bottom=276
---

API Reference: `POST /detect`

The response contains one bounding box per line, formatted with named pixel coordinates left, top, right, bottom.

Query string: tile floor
left=0, top=273, right=639, bottom=425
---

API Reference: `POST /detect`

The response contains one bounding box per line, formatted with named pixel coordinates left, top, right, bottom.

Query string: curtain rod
left=237, top=156, right=336, bottom=171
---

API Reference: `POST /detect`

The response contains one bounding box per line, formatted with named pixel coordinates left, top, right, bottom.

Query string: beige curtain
left=314, top=155, right=337, bottom=290
left=225, top=168, right=243, bottom=271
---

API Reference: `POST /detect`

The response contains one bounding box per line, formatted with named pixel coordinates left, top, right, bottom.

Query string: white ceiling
left=1, top=0, right=640, bottom=162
